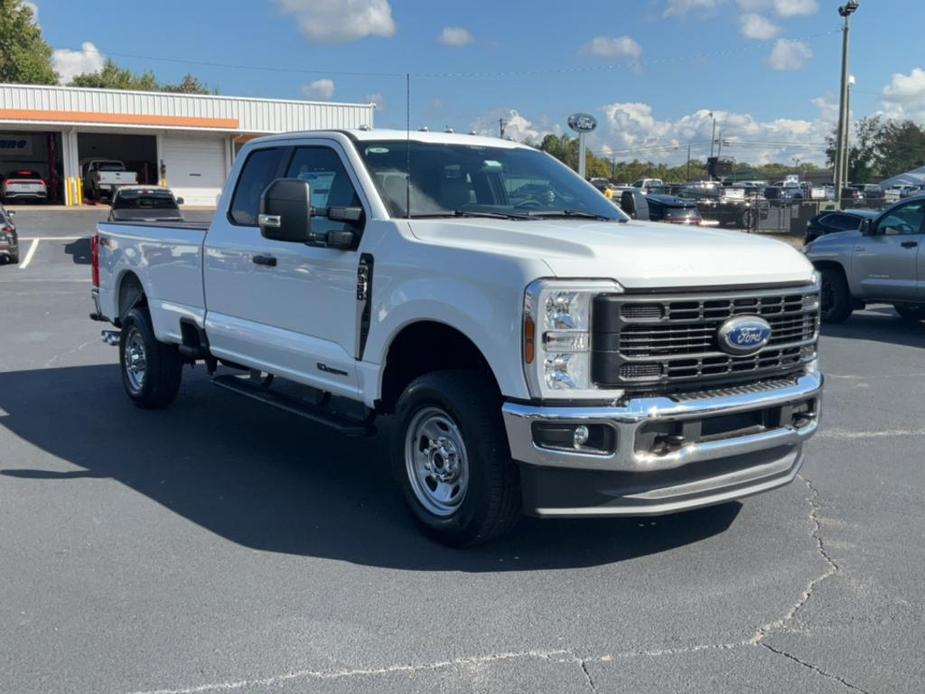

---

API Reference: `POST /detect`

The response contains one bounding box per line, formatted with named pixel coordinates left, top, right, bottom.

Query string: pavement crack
left=760, top=643, right=870, bottom=693
left=578, top=658, right=597, bottom=691
left=750, top=473, right=839, bottom=644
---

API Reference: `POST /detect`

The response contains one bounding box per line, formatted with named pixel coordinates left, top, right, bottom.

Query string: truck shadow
left=821, top=307, right=925, bottom=349
left=0, top=365, right=739, bottom=571
left=64, top=238, right=91, bottom=265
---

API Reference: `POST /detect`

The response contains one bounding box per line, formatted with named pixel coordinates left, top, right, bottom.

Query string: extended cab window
left=285, top=146, right=363, bottom=236
left=230, top=147, right=286, bottom=225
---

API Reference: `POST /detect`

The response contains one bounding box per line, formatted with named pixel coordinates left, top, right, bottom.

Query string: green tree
left=70, top=60, right=216, bottom=94
left=0, top=0, right=57, bottom=84
left=879, top=120, right=925, bottom=177
left=70, top=59, right=159, bottom=90
left=160, top=73, right=215, bottom=95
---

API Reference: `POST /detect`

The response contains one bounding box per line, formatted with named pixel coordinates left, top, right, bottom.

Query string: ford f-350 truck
left=89, top=129, right=823, bottom=546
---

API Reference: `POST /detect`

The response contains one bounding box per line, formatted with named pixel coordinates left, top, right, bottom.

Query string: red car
left=2, top=170, right=48, bottom=203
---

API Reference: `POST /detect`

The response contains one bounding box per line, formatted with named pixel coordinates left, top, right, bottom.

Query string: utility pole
left=686, top=143, right=691, bottom=182
left=834, top=1, right=859, bottom=208
left=499, top=118, right=506, bottom=138
left=709, top=112, right=717, bottom=158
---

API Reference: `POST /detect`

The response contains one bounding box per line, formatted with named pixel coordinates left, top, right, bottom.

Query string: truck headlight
left=523, top=279, right=624, bottom=399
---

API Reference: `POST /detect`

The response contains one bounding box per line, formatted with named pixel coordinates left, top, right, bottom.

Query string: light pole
left=709, top=112, right=717, bottom=158
left=834, top=1, right=859, bottom=208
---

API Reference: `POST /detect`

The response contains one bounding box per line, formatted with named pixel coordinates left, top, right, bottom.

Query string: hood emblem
left=718, top=316, right=772, bottom=355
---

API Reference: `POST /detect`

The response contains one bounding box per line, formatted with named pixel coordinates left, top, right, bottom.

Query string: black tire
left=894, top=304, right=925, bottom=323
left=819, top=267, right=853, bottom=324
left=9, top=252, right=18, bottom=264
left=740, top=209, right=754, bottom=230
left=119, top=306, right=183, bottom=409
left=391, top=370, right=521, bottom=547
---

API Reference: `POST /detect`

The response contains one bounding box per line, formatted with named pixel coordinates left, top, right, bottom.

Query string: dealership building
left=0, top=83, right=375, bottom=206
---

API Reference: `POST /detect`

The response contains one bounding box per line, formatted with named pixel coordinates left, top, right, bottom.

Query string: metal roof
left=0, top=83, right=375, bottom=134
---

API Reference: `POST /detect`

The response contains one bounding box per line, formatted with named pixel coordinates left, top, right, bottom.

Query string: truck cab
left=90, top=129, right=824, bottom=546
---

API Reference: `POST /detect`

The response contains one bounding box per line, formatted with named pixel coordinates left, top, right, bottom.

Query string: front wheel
left=391, top=370, right=521, bottom=547
left=894, top=304, right=925, bottom=323
left=819, top=267, right=853, bottom=324
left=119, top=307, right=183, bottom=409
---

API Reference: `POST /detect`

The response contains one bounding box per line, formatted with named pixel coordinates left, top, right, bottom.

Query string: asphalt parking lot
left=1, top=210, right=923, bottom=694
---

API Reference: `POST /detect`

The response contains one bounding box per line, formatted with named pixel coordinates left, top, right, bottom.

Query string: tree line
left=0, top=0, right=214, bottom=93
left=826, top=116, right=925, bottom=183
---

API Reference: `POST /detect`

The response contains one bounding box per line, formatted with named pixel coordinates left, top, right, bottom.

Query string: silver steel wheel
left=404, top=406, right=470, bottom=517
left=123, top=327, right=148, bottom=394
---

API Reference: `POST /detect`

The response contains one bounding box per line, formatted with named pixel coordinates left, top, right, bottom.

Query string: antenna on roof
left=405, top=72, right=411, bottom=220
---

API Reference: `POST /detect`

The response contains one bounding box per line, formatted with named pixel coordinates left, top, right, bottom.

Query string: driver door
left=852, top=201, right=925, bottom=300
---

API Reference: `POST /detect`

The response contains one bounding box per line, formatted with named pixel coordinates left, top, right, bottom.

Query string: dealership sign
left=0, top=134, right=33, bottom=157
left=567, top=113, right=597, bottom=134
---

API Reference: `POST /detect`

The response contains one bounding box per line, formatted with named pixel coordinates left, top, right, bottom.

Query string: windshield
left=98, top=162, right=126, bottom=172
left=113, top=190, right=178, bottom=211
left=357, top=140, right=626, bottom=221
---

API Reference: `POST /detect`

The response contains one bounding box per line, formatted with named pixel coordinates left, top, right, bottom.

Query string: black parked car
left=0, top=205, right=18, bottom=264
left=804, top=208, right=879, bottom=244
left=645, top=194, right=702, bottom=225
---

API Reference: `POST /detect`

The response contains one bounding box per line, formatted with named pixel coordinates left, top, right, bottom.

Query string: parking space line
left=18, top=236, right=84, bottom=241
left=18, top=239, right=40, bottom=269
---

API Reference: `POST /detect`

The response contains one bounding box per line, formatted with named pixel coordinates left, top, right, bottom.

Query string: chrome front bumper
left=502, top=372, right=823, bottom=517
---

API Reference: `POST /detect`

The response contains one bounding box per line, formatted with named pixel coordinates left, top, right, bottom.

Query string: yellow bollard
left=76, top=178, right=83, bottom=206
left=65, top=177, right=72, bottom=206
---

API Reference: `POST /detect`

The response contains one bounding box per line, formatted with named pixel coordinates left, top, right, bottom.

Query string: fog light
left=573, top=425, right=590, bottom=448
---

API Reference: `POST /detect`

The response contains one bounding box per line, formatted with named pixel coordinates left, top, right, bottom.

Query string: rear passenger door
left=203, top=140, right=369, bottom=400
left=852, top=201, right=925, bottom=300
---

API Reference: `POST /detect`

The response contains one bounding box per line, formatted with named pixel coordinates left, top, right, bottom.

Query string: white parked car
left=89, top=129, right=823, bottom=545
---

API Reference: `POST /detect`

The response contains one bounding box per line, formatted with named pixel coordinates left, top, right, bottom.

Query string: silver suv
left=806, top=196, right=925, bottom=323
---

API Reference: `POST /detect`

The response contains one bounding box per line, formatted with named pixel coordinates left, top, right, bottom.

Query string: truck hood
left=408, top=218, right=814, bottom=289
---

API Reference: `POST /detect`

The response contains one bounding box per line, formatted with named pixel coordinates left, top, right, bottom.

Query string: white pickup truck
left=82, top=159, right=138, bottom=201
left=89, top=129, right=823, bottom=546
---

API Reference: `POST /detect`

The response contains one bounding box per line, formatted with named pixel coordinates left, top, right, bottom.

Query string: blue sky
left=31, top=0, right=925, bottom=165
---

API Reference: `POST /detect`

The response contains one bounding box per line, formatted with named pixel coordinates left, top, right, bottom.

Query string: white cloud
left=739, top=13, right=780, bottom=40
left=52, top=42, right=104, bottom=85
left=768, top=38, right=812, bottom=71
left=276, top=0, right=395, bottom=43
left=663, top=0, right=721, bottom=17
left=736, top=0, right=817, bottom=17
left=601, top=101, right=833, bottom=166
left=365, top=92, right=386, bottom=110
left=882, top=67, right=925, bottom=123
left=581, top=36, right=642, bottom=64
left=302, top=78, right=335, bottom=100
left=438, top=27, right=473, bottom=47
left=469, top=109, right=561, bottom=143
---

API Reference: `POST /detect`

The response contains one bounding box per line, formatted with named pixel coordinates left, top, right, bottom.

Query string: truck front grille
left=592, top=285, right=819, bottom=392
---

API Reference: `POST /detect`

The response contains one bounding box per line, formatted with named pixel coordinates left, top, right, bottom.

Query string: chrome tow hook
left=101, top=330, right=121, bottom=346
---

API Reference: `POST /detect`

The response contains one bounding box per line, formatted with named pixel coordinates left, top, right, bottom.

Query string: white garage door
left=162, top=133, right=228, bottom=207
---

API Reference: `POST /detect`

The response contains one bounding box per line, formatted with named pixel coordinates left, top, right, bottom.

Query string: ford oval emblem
left=718, top=316, right=772, bottom=355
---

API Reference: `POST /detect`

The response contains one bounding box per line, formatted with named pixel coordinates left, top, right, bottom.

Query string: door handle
left=901, top=241, right=919, bottom=249
left=252, top=254, right=277, bottom=267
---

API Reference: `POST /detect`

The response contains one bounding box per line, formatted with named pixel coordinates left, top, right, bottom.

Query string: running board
left=212, top=374, right=374, bottom=437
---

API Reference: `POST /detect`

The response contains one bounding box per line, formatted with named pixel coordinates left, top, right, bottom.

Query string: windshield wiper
left=410, top=210, right=534, bottom=221
left=526, top=210, right=615, bottom=221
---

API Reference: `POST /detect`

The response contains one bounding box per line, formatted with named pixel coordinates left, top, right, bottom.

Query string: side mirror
left=175, top=197, right=184, bottom=206
left=7, top=210, right=14, bottom=217
left=259, top=178, right=312, bottom=242
left=860, top=219, right=874, bottom=235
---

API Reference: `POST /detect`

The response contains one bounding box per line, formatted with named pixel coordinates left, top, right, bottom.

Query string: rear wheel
left=819, top=267, right=853, bottom=324
left=894, top=304, right=925, bottom=323
left=391, top=370, right=521, bottom=546
left=740, top=209, right=754, bottom=230
left=119, top=307, right=183, bottom=409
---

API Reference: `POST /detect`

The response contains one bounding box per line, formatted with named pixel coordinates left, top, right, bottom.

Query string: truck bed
left=96, top=221, right=209, bottom=344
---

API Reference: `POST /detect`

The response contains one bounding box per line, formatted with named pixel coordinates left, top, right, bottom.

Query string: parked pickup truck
left=806, top=195, right=925, bottom=323
left=90, top=129, right=824, bottom=546
left=82, top=159, right=138, bottom=201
